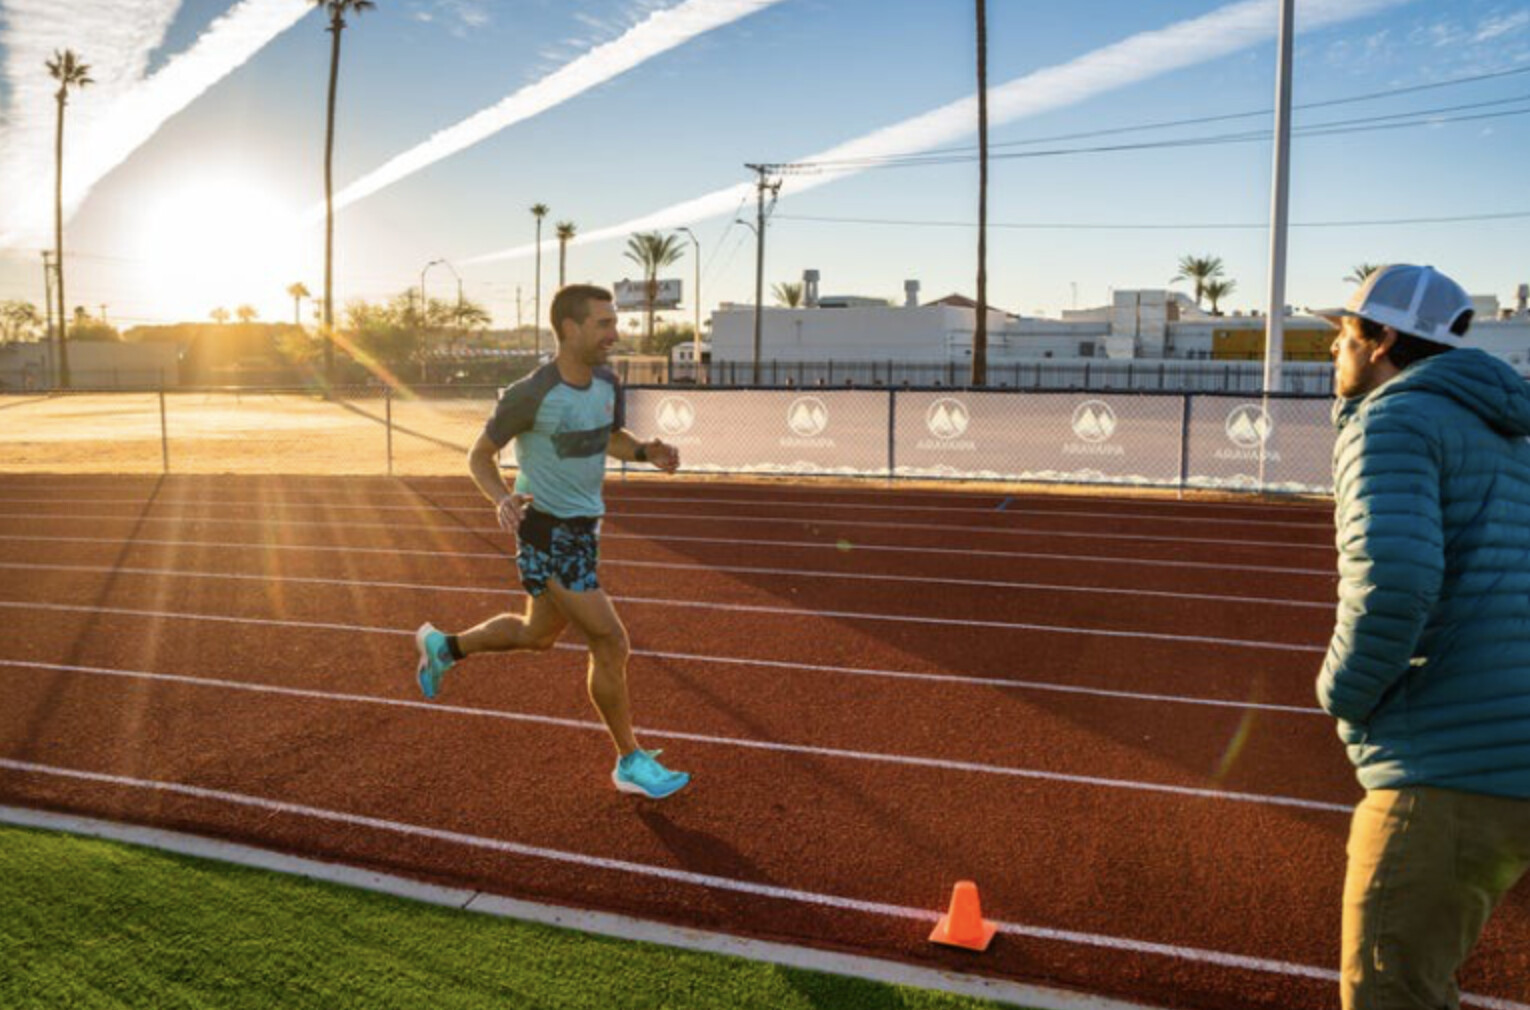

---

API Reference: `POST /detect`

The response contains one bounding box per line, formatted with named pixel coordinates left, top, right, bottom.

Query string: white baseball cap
left=1339, top=264, right=1474, bottom=345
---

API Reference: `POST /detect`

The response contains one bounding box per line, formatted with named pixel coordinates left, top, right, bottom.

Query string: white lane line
left=0, top=596, right=1324, bottom=652
left=0, top=806, right=1157, bottom=1010
left=0, top=477, right=1328, bottom=516
left=0, top=494, right=1332, bottom=530
left=22, top=757, right=1526, bottom=1010
left=0, top=659, right=1341, bottom=810
left=0, top=505, right=1330, bottom=550
left=0, top=531, right=1338, bottom=576
left=0, top=559, right=1333, bottom=611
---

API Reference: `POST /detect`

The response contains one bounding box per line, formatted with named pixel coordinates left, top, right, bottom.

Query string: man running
left=413, top=283, right=689, bottom=800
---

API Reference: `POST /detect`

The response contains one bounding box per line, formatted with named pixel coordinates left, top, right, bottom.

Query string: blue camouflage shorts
left=516, top=508, right=601, bottom=596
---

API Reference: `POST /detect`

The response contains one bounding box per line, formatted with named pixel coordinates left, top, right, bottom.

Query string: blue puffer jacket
left=1317, top=348, right=1530, bottom=798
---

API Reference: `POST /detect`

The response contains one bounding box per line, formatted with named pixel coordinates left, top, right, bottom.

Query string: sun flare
left=133, top=177, right=307, bottom=324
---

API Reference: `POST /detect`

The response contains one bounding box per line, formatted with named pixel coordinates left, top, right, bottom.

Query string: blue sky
left=0, top=0, right=1526, bottom=331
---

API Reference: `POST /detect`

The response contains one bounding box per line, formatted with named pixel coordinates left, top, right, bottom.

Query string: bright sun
left=134, top=177, right=306, bottom=324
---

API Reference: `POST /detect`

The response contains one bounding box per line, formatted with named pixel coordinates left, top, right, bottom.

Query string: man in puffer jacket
left=1317, top=264, right=1530, bottom=1009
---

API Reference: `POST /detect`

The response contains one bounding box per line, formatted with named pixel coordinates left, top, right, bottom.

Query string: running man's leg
left=544, top=580, right=636, bottom=755
left=456, top=593, right=568, bottom=656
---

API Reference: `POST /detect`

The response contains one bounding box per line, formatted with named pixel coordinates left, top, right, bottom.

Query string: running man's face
left=566, top=299, right=620, bottom=366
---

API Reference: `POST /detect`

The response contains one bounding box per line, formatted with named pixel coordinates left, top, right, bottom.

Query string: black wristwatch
left=634, top=443, right=649, bottom=463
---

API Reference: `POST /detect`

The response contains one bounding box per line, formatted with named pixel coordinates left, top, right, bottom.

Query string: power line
left=773, top=209, right=1530, bottom=231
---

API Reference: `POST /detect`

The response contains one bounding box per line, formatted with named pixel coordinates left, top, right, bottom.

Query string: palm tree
left=972, top=0, right=989, bottom=386
left=315, top=0, right=375, bottom=384
left=531, top=203, right=549, bottom=355
left=287, top=282, right=311, bottom=326
left=211, top=307, right=231, bottom=325
left=47, top=49, right=92, bottom=389
left=555, top=220, right=576, bottom=289
left=236, top=304, right=258, bottom=324
left=623, top=231, right=684, bottom=351
left=1171, top=254, right=1225, bottom=308
left=773, top=281, right=804, bottom=307
left=1346, top=263, right=1381, bottom=285
left=1204, top=278, right=1236, bottom=316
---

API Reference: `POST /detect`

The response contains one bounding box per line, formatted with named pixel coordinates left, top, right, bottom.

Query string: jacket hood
left=1335, top=348, right=1530, bottom=437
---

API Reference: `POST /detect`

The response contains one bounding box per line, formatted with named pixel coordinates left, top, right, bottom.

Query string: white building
left=707, top=271, right=1530, bottom=390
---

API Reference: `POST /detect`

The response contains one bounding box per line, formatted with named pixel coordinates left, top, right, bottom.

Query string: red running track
left=0, top=474, right=1525, bottom=1010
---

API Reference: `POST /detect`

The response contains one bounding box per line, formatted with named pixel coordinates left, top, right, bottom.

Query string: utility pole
left=972, top=0, right=989, bottom=387
left=677, top=226, right=702, bottom=383
left=744, top=164, right=781, bottom=382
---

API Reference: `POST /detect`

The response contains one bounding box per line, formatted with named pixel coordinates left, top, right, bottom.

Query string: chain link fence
left=0, top=384, right=1337, bottom=494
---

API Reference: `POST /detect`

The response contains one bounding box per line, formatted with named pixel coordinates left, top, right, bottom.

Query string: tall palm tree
left=1204, top=278, right=1236, bottom=316
left=623, top=231, right=684, bottom=351
left=531, top=203, right=549, bottom=355
left=1346, top=263, right=1381, bottom=285
left=1171, top=254, right=1225, bottom=308
left=315, top=0, right=375, bottom=385
left=971, top=0, right=988, bottom=387
left=555, top=220, right=576, bottom=289
left=287, top=282, right=311, bottom=326
left=47, top=49, right=92, bottom=389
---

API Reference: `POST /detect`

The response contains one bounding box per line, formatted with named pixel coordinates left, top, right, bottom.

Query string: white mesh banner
left=1183, top=396, right=1334, bottom=493
left=624, top=388, right=889, bottom=475
left=894, top=391, right=1186, bottom=485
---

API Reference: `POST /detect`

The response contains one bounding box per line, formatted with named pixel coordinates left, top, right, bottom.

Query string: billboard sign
left=614, top=278, right=682, bottom=312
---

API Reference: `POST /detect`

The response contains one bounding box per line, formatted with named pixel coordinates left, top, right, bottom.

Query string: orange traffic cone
left=929, top=880, right=997, bottom=951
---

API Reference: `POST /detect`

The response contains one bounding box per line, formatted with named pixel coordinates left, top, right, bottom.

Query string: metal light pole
left=421, top=258, right=445, bottom=381
left=1260, top=0, right=1295, bottom=491
left=677, top=226, right=702, bottom=382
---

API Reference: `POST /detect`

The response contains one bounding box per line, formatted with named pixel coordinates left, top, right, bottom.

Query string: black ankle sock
left=445, top=635, right=465, bottom=661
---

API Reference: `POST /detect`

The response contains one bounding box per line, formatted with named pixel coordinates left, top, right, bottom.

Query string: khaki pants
left=1342, top=786, right=1530, bottom=1009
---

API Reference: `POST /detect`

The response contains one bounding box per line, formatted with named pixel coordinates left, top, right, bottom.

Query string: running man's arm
left=468, top=432, right=532, bottom=534
left=608, top=428, right=680, bottom=473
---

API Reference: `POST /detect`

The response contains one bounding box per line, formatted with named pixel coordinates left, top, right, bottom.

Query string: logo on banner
left=918, top=397, right=976, bottom=452
left=781, top=396, right=833, bottom=448
left=1217, top=403, right=1281, bottom=463
left=1065, top=400, right=1124, bottom=456
left=655, top=396, right=696, bottom=436
left=1224, top=404, right=1271, bottom=448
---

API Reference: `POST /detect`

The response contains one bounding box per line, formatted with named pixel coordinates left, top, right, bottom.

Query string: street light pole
left=421, top=258, right=445, bottom=381
left=677, top=226, right=701, bottom=383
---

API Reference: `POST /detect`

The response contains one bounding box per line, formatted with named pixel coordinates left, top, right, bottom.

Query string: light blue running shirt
left=483, top=362, right=624, bottom=518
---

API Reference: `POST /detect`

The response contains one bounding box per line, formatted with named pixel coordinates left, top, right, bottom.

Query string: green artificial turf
left=0, top=824, right=1025, bottom=1009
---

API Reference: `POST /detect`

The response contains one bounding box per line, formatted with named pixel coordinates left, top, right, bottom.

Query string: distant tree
left=555, top=220, right=576, bottom=289
left=1346, top=263, right=1381, bottom=285
left=773, top=281, right=804, bottom=307
left=623, top=231, right=684, bottom=351
left=210, top=307, right=231, bottom=325
left=236, top=304, right=258, bottom=324
left=286, top=282, right=311, bottom=326
left=0, top=300, right=43, bottom=342
left=47, top=48, right=93, bottom=388
left=1204, top=278, right=1236, bottom=316
left=1171, top=254, right=1225, bottom=308
left=314, top=0, right=375, bottom=383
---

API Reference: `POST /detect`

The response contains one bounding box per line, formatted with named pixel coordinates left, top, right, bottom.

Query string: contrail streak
left=0, top=0, right=311, bottom=249
left=463, top=0, right=1413, bottom=265
left=306, top=0, right=789, bottom=225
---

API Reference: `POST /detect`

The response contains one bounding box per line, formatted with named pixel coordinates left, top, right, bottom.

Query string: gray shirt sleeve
left=484, top=364, right=559, bottom=448
left=595, top=366, right=625, bottom=431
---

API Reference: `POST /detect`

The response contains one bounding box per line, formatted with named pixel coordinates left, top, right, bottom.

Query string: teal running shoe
left=612, top=749, right=690, bottom=799
left=414, top=622, right=454, bottom=700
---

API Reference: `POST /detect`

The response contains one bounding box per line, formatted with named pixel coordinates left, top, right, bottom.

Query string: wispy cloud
left=464, top=0, right=1413, bottom=265
left=307, top=0, right=786, bottom=223
left=1475, top=9, right=1530, bottom=42
left=0, top=0, right=311, bottom=249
